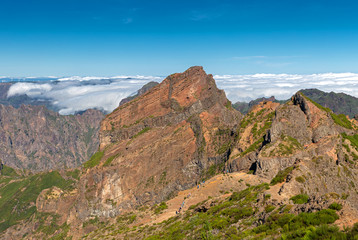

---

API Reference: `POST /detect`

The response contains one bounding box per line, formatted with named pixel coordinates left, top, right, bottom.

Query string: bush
left=265, top=205, right=275, bottom=213
left=154, top=202, right=168, bottom=214
left=328, top=202, right=343, bottom=211
left=270, top=167, right=294, bottom=185
left=290, top=194, right=309, bottom=204
left=295, top=176, right=305, bottom=183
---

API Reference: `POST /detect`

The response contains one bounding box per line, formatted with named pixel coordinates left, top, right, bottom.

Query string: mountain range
left=1, top=67, right=358, bottom=239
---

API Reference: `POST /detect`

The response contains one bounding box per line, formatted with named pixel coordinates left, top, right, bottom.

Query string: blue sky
left=1, top=0, right=358, bottom=76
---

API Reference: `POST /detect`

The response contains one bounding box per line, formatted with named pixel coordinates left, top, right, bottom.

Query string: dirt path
left=151, top=172, right=268, bottom=224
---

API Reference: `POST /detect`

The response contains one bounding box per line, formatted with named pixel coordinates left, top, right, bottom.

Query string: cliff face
left=75, top=66, right=241, bottom=219
left=0, top=104, right=104, bottom=171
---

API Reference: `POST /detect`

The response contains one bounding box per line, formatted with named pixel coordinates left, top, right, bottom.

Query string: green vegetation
left=66, top=169, right=80, bottom=180
left=295, top=176, right=306, bottom=183
left=301, top=93, right=331, bottom=113
left=103, top=154, right=119, bottom=167
left=264, top=135, right=302, bottom=157
left=270, top=166, right=294, bottom=185
left=290, top=194, right=309, bottom=204
left=154, top=202, right=168, bottom=214
left=241, top=137, right=264, bottom=156
left=342, top=133, right=358, bottom=150
left=265, top=205, right=275, bottom=213
left=133, top=127, right=151, bottom=139
left=0, top=167, right=76, bottom=232
left=301, top=92, right=354, bottom=129
left=331, top=113, right=353, bottom=129
left=201, top=162, right=225, bottom=181
left=225, top=100, right=232, bottom=110
left=1, top=165, right=19, bottom=177
left=217, top=141, right=231, bottom=154
left=328, top=202, right=343, bottom=211
left=301, top=88, right=358, bottom=118
left=127, top=127, right=152, bottom=145
left=83, top=151, right=104, bottom=169
left=83, top=183, right=358, bottom=239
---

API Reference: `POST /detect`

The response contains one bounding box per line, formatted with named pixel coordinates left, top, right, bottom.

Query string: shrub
left=290, top=194, right=309, bottom=204
left=265, top=205, right=275, bottom=213
left=154, top=202, right=168, bottom=214
left=295, top=176, right=305, bottom=183
left=270, top=167, right=294, bottom=185
left=328, top=202, right=343, bottom=211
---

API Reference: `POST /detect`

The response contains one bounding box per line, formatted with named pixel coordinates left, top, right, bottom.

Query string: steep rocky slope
left=0, top=104, right=104, bottom=171
left=81, top=66, right=241, bottom=215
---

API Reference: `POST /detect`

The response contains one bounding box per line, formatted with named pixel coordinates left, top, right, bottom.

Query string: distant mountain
left=300, top=88, right=358, bottom=118
left=0, top=83, right=58, bottom=111
left=233, top=96, right=287, bottom=114
left=119, top=81, right=159, bottom=106
left=0, top=104, right=104, bottom=171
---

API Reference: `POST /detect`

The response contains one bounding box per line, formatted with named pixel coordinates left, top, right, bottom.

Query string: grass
left=83, top=151, right=104, bottom=169
left=331, top=113, right=353, bottom=129
left=66, top=169, right=80, bottom=180
left=270, top=166, right=294, bottom=185
left=1, top=165, right=19, bottom=177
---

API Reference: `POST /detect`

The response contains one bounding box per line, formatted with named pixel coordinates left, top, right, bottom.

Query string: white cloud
left=214, top=72, right=358, bottom=103
left=7, top=77, right=162, bottom=114
left=6, top=72, right=358, bottom=115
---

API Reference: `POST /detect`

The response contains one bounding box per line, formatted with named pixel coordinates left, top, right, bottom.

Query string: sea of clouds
left=4, top=72, right=358, bottom=115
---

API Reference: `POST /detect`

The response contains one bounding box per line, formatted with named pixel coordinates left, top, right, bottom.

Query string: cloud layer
left=7, top=76, right=162, bottom=115
left=214, top=73, right=358, bottom=103
left=6, top=73, right=358, bottom=114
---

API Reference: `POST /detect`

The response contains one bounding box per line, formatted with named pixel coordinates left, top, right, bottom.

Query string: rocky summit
left=1, top=67, right=358, bottom=239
